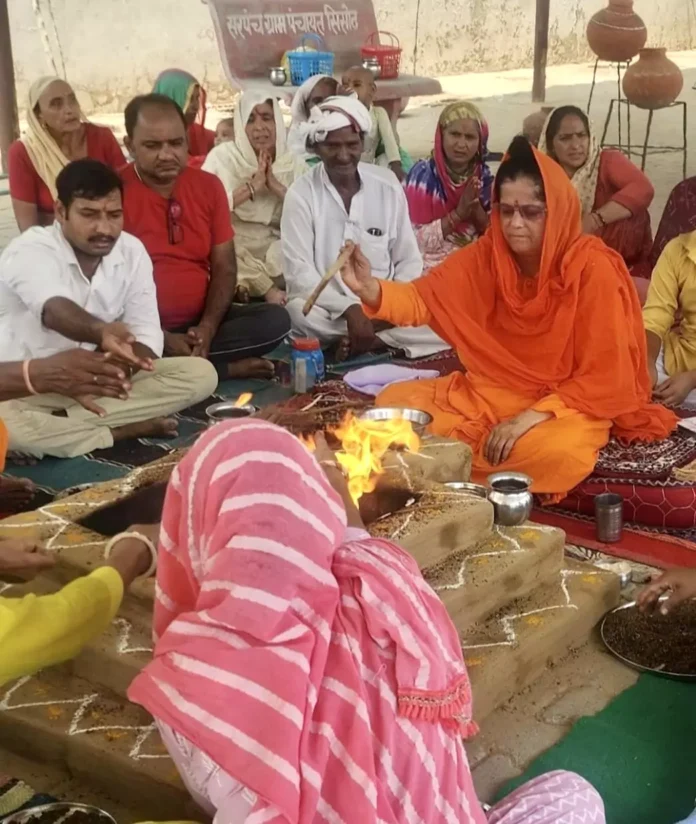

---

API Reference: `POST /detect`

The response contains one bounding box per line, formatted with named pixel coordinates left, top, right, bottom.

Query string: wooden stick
left=302, top=247, right=353, bottom=316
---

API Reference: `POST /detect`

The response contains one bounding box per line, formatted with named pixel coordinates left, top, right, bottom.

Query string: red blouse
left=595, top=149, right=654, bottom=271
left=187, top=123, right=216, bottom=157
left=8, top=123, right=126, bottom=215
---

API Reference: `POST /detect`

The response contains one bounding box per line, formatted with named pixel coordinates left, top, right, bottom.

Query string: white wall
left=8, top=0, right=694, bottom=112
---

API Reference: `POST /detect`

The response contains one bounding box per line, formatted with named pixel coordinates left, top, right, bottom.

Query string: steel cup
left=594, top=492, right=624, bottom=543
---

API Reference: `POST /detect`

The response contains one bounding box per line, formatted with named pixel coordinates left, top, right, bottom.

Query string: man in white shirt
left=0, top=159, right=217, bottom=459
left=281, top=96, right=446, bottom=360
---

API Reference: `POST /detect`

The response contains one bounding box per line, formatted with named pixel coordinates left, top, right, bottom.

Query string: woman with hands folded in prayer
left=203, top=93, right=307, bottom=306
left=404, top=101, right=493, bottom=271
left=340, top=136, right=676, bottom=503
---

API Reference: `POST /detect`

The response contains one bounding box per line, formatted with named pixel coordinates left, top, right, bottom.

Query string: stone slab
left=381, top=435, right=473, bottom=486
left=0, top=452, right=181, bottom=590
left=465, top=561, right=621, bottom=723
left=369, top=491, right=495, bottom=571
left=67, top=596, right=153, bottom=699
left=0, top=669, right=189, bottom=819
left=425, top=524, right=565, bottom=634
left=468, top=635, right=639, bottom=803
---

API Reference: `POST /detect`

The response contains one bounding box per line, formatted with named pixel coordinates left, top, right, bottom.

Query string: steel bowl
left=362, top=57, right=381, bottom=78
left=269, top=67, right=287, bottom=86
left=4, top=802, right=116, bottom=824
left=206, top=401, right=258, bottom=422
left=359, top=407, right=433, bottom=435
left=600, top=597, right=696, bottom=681
left=444, top=481, right=488, bottom=499
left=487, top=471, right=533, bottom=527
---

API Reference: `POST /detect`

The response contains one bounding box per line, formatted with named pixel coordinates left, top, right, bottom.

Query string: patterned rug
left=555, top=422, right=696, bottom=533
left=592, top=427, right=696, bottom=480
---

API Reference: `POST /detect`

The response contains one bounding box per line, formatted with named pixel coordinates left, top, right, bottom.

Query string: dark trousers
left=170, top=303, right=290, bottom=379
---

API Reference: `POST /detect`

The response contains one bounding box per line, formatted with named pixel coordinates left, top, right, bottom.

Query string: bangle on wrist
left=246, top=181, right=256, bottom=201
left=592, top=210, right=607, bottom=228
left=22, top=359, right=38, bottom=396
left=104, top=531, right=157, bottom=578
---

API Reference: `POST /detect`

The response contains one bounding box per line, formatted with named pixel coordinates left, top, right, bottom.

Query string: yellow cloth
left=643, top=231, right=696, bottom=376
left=0, top=567, right=123, bottom=687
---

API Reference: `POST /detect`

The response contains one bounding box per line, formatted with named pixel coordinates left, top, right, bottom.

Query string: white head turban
left=289, top=74, right=336, bottom=126
left=296, top=94, right=372, bottom=151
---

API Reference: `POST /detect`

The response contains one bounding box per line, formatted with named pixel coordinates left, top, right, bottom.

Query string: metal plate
left=205, top=401, right=258, bottom=420
left=600, top=599, right=696, bottom=681
left=359, top=407, right=433, bottom=434
left=444, top=481, right=489, bottom=499
left=3, top=802, right=116, bottom=824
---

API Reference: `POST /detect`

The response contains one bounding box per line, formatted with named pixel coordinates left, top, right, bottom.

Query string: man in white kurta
left=281, top=96, right=446, bottom=360
left=0, top=159, right=217, bottom=459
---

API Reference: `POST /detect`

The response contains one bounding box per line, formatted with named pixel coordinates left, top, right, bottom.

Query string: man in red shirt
left=121, top=94, right=290, bottom=379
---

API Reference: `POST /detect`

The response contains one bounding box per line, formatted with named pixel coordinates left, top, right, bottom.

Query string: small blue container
left=291, top=337, right=325, bottom=393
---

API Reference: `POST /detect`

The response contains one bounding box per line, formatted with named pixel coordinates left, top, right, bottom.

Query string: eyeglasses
left=496, top=203, right=547, bottom=221
left=167, top=198, right=183, bottom=245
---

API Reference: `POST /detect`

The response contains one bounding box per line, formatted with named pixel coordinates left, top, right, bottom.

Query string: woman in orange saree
left=339, top=137, right=677, bottom=502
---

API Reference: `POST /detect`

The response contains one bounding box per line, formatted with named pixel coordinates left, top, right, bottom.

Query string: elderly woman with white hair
left=203, top=92, right=307, bottom=305
left=281, top=95, right=447, bottom=361
left=8, top=76, right=125, bottom=231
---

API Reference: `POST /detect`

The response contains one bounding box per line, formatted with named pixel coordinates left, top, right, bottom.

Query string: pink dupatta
left=129, top=420, right=484, bottom=824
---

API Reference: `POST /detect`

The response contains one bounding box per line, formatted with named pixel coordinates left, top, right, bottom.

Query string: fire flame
left=299, top=433, right=316, bottom=451
left=334, top=413, right=420, bottom=503
left=234, top=392, right=253, bottom=408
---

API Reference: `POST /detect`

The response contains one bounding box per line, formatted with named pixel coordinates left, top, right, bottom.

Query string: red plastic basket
left=361, top=31, right=402, bottom=80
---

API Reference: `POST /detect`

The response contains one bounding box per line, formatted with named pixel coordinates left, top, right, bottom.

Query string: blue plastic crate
left=287, top=34, right=334, bottom=86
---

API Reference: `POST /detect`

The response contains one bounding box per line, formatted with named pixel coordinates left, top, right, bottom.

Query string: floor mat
left=0, top=376, right=293, bottom=502
left=496, top=674, right=696, bottom=824
left=0, top=347, right=403, bottom=502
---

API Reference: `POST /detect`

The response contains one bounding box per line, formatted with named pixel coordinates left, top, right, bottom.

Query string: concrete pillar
left=0, top=0, right=19, bottom=172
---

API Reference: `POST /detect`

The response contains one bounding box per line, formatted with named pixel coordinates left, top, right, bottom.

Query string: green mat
left=497, top=674, right=696, bottom=824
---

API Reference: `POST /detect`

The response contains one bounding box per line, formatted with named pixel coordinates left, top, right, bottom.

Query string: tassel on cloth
left=398, top=676, right=479, bottom=738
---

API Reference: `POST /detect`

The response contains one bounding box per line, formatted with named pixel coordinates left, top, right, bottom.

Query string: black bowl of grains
left=601, top=598, right=696, bottom=680
left=3, top=802, right=116, bottom=824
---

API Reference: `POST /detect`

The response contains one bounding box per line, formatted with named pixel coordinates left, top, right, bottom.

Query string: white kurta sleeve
left=120, top=244, right=165, bottom=357
left=281, top=186, right=359, bottom=320
left=0, top=247, right=72, bottom=320
left=389, top=187, right=425, bottom=283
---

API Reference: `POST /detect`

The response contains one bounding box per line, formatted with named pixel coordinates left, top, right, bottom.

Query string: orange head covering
left=415, top=142, right=676, bottom=443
